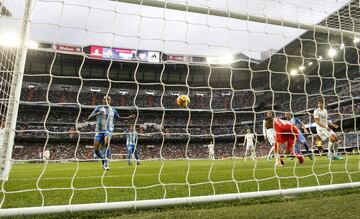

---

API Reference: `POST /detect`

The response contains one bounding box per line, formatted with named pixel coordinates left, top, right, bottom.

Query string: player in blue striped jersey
left=126, top=125, right=140, bottom=165
left=284, top=112, right=313, bottom=160
left=88, top=96, right=134, bottom=170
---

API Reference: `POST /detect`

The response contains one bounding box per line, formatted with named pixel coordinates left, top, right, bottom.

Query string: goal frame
left=0, top=182, right=359, bottom=217
left=0, top=0, right=33, bottom=181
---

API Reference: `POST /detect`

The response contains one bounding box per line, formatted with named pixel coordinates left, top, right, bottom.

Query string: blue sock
left=106, top=147, right=111, bottom=158
left=95, top=149, right=105, bottom=166
left=134, top=149, right=139, bottom=162
left=101, top=148, right=109, bottom=167
left=302, top=141, right=310, bottom=153
left=295, top=142, right=301, bottom=154
left=128, top=148, right=133, bottom=164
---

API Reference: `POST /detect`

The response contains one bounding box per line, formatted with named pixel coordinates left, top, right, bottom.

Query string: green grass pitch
left=2, top=155, right=360, bottom=211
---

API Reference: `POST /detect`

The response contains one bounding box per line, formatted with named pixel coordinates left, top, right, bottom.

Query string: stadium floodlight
left=290, top=69, right=298, bottom=75
left=119, top=90, right=128, bottom=95
left=171, top=91, right=179, bottom=96
left=221, top=91, right=231, bottom=96
left=299, top=66, right=305, bottom=71
left=354, top=37, right=360, bottom=43
left=308, top=61, right=313, bottom=66
left=218, top=55, right=234, bottom=64
left=145, top=90, right=155, bottom=95
left=340, top=43, right=345, bottom=49
left=0, top=32, right=20, bottom=48
left=90, top=87, right=101, bottom=92
left=206, top=57, right=216, bottom=64
left=28, top=40, right=39, bottom=49
left=207, top=55, right=233, bottom=64
left=328, top=48, right=337, bottom=57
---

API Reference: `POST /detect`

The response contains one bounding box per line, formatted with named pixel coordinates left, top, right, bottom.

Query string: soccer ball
left=176, top=95, right=190, bottom=108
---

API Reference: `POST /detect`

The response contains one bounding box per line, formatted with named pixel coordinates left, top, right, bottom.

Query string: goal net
left=0, top=0, right=359, bottom=216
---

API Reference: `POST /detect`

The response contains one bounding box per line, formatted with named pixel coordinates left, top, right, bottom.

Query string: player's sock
left=327, top=141, right=333, bottom=158
left=333, top=142, right=339, bottom=156
left=134, top=149, right=140, bottom=164
left=294, top=142, right=301, bottom=154
left=94, top=149, right=105, bottom=166
left=128, top=148, right=133, bottom=164
left=251, top=148, right=256, bottom=160
left=267, top=146, right=274, bottom=159
left=303, top=141, right=310, bottom=154
left=105, top=147, right=111, bottom=159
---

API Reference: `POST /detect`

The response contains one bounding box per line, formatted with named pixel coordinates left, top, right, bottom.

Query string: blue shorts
left=127, top=144, right=135, bottom=151
left=95, top=131, right=112, bottom=145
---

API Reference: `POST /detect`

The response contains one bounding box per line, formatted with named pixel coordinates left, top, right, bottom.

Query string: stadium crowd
left=12, top=80, right=359, bottom=161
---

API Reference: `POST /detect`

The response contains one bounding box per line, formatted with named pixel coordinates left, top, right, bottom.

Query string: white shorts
left=316, top=127, right=336, bottom=141
left=246, top=144, right=255, bottom=150
left=209, top=149, right=214, bottom=155
left=266, top=128, right=275, bottom=146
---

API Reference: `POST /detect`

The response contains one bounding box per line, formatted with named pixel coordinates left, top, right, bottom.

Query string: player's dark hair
left=264, top=116, right=273, bottom=123
left=264, top=116, right=274, bottom=129
left=317, top=97, right=323, bottom=103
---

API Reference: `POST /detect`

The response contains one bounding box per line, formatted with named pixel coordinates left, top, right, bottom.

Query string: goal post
left=0, top=0, right=359, bottom=217
left=1, top=181, right=360, bottom=217
left=0, top=0, right=33, bottom=181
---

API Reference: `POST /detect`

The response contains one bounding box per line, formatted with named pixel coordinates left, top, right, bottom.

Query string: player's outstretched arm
left=300, top=120, right=309, bottom=133
left=118, top=112, right=135, bottom=119
left=328, top=122, right=339, bottom=129
left=88, top=107, right=100, bottom=120
left=112, top=132, right=126, bottom=136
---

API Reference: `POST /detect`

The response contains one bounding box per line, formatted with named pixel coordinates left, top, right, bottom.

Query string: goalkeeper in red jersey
left=264, top=117, right=304, bottom=166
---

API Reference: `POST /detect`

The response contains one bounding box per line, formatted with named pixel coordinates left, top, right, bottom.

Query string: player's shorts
left=95, top=131, right=112, bottom=144
left=275, top=133, right=298, bottom=152
left=266, top=128, right=275, bottom=146
left=246, top=144, right=254, bottom=150
left=127, top=144, right=135, bottom=151
left=209, top=149, right=214, bottom=155
left=316, top=127, right=336, bottom=141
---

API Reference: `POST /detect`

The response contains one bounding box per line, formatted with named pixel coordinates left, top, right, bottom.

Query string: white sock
left=328, top=141, right=333, bottom=157
left=268, top=146, right=274, bottom=157
left=333, top=142, right=339, bottom=156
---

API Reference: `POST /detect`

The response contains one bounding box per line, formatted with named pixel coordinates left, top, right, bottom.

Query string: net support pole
left=0, top=0, right=33, bottom=181
left=0, top=182, right=359, bottom=217
left=114, top=0, right=358, bottom=38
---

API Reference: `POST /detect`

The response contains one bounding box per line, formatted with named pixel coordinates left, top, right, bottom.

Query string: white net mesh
left=0, top=0, right=359, bottom=215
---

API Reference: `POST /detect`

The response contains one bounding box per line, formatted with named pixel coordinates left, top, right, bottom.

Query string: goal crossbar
left=1, top=182, right=359, bottom=217
left=114, top=0, right=358, bottom=38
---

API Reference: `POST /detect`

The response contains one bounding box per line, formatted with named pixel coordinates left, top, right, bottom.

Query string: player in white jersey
left=43, top=149, right=50, bottom=160
left=207, top=141, right=215, bottom=159
left=126, top=125, right=140, bottom=165
left=313, top=98, right=342, bottom=160
left=263, top=111, right=275, bottom=160
left=88, top=96, right=134, bottom=170
left=244, top=129, right=256, bottom=160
